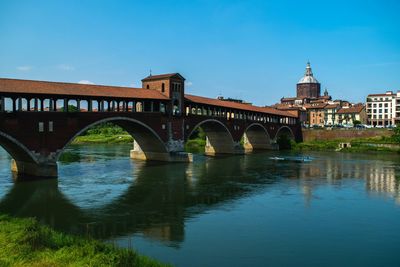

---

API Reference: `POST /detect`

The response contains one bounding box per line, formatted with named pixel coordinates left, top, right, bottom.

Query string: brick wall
left=302, top=128, right=393, bottom=141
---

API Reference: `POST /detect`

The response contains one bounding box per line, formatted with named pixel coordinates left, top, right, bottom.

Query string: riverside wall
left=302, top=128, right=393, bottom=142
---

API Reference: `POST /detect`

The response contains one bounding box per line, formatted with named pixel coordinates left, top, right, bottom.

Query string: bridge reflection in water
left=0, top=146, right=399, bottom=246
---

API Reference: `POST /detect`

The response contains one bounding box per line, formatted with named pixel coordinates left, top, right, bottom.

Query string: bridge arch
left=0, top=131, right=39, bottom=164
left=275, top=126, right=295, bottom=150
left=243, top=123, right=273, bottom=152
left=56, top=117, right=168, bottom=161
left=187, top=119, right=240, bottom=155
left=0, top=130, right=48, bottom=178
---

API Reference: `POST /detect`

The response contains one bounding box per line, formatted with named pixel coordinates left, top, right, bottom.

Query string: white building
left=366, top=91, right=400, bottom=126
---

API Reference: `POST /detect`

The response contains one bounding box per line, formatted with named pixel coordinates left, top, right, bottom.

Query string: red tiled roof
left=325, top=104, right=339, bottom=109
left=281, top=97, right=296, bottom=101
left=337, top=106, right=365, bottom=114
left=367, top=93, right=394, bottom=97
left=141, top=73, right=185, bottom=81
left=185, top=94, right=296, bottom=117
left=304, top=103, right=327, bottom=109
left=275, top=105, right=305, bottom=111
left=0, top=78, right=169, bottom=100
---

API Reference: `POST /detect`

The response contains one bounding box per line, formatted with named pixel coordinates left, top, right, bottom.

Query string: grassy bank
left=292, top=137, right=400, bottom=153
left=0, top=214, right=171, bottom=267
left=72, top=134, right=133, bottom=144
left=72, top=123, right=133, bottom=144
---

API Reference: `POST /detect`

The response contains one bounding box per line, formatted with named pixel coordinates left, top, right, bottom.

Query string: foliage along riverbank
left=292, top=128, right=400, bottom=153
left=72, top=122, right=400, bottom=153
left=0, top=214, right=171, bottom=267
left=72, top=123, right=133, bottom=144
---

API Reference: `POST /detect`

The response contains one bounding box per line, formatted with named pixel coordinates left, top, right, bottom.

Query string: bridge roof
left=0, top=78, right=169, bottom=100
left=185, top=94, right=297, bottom=117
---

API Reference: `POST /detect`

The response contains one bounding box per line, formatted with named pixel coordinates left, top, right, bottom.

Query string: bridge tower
left=142, top=73, right=185, bottom=116
left=130, top=73, right=190, bottom=161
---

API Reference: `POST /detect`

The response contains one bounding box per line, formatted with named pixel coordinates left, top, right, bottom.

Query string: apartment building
left=366, top=91, right=400, bottom=126
left=335, top=105, right=367, bottom=126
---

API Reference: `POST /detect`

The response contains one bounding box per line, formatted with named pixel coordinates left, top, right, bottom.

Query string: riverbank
left=292, top=137, right=400, bottom=153
left=72, top=134, right=400, bottom=153
left=0, top=214, right=171, bottom=267
left=72, top=124, right=400, bottom=153
left=72, top=134, right=133, bottom=144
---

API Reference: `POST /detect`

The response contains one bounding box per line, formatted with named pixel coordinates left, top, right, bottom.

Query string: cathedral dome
left=298, top=62, right=319, bottom=84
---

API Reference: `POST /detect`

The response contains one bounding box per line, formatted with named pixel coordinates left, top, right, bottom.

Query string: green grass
left=72, top=134, right=133, bottom=144
left=292, top=137, right=400, bottom=153
left=291, top=139, right=343, bottom=151
left=0, top=214, right=172, bottom=267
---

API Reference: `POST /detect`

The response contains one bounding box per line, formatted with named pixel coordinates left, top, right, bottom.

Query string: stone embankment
left=302, top=128, right=393, bottom=142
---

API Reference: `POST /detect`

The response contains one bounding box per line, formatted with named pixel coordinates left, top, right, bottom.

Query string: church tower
left=296, top=62, right=321, bottom=98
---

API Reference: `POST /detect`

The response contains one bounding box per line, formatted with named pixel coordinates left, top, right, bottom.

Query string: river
left=0, top=144, right=400, bottom=267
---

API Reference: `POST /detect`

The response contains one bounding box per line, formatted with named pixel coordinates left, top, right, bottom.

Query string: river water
left=0, top=144, right=400, bottom=267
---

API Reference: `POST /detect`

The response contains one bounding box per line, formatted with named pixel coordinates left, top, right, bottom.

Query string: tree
left=60, top=105, right=79, bottom=112
left=393, top=125, right=400, bottom=143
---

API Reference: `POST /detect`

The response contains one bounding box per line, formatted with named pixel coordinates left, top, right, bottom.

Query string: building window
left=146, top=85, right=150, bottom=89
left=161, top=83, right=165, bottom=93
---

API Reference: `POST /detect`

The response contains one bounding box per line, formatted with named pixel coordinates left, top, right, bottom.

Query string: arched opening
left=91, top=100, right=99, bottom=112
left=67, top=100, right=79, bottom=112
left=136, top=102, right=143, bottom=112
left=42, top=99, right=52, bottom=111
left=56, top=99, right=65, bottom=112
left=186, top=119, right=239, bottom=155
left=4, top=98, right=13, bottom=112
left=173, top=100, right=180, bottom=115
left=80, top=100, right=88, bottom=112
left=275, top=126, right=295, bottom=150
left=19, top=98, right=28, bottom=111
left=0, top=131, right=44, bottom=179
left=57, top=117, right=168, bottom=163
left=243, top=124, right=272, bottom=153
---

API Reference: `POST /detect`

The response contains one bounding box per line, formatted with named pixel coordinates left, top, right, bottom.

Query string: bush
left=84, top=123, right=128, bottom=136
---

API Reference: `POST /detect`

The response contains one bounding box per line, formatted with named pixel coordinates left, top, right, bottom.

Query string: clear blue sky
left=0, top=0, right=399, bottom=105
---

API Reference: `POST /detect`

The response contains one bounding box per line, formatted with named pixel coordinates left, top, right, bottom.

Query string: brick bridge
left=0, top=73, right=302, bottom=179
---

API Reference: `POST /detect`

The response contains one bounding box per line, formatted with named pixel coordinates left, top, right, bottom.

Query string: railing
left=0, top=96, right=168, bottom=114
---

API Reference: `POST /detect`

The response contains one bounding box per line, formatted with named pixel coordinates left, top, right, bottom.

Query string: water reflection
left=0, top=148, right=279, bottom=245
left=287, top=153, right=400, bottom=205
left=0, top=146, right=400, bottom=248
